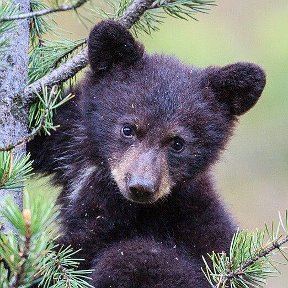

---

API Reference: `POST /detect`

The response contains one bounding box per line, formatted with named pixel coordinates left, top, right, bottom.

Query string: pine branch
left=203, top=212, right=288, bottom=288
left=24, top=48, right=88, bottom=102
left=0, top=2, right=19, bottom=60
left=0, top=151, right=33, bottom=189
left=28, top=85, right=74, bottom=134
left=0, top=0, right=89, bottom=22
left=0, top=194, right=92, bottom=287
left=0, top=262, right=9, bottom=288
left=38, top=246, right=93, bottom=288
left=23, top=0, right=155, bottom=103
left=119, top=0, right=158, bottom=28
left=239, top=236, right=288, bottom=272
left=11, top=209, right=32, bottom=288
left=0, top=119, right=47, bottom=152
left=29, top=0, right=56, bottom=47
left=0, top=85, right=73, bottom=152
left=28, top=38, right=86, bottom=84
left=211, top=236, right=288, bottom=288
left=120, top=0, right=214, bottom=35
left=0, top=1, right=19, bottom=31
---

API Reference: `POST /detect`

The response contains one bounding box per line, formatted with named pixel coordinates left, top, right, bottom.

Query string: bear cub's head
left=81, top=21, right=266, bottom=204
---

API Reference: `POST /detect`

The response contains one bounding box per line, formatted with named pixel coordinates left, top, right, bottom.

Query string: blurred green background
left=28, top=0, right=288, bottom=286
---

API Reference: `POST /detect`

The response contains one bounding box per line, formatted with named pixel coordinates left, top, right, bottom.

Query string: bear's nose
left=128, top=177, right=155, bottom=203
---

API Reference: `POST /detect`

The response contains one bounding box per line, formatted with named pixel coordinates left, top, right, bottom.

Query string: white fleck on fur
left=68, top=165, right=97, bottom=201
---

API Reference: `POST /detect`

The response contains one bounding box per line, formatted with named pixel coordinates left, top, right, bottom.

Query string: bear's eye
left=170, top=137, right=185, bottom=152
left=121, top=124, right=135, bottom=138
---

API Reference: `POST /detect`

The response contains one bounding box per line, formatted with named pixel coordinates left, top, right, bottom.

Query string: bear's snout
left=127, top=176, right=156, bottom=203
left=124, top=149, right=161, bottom=204
left=110, top=147, right=172, bottom=204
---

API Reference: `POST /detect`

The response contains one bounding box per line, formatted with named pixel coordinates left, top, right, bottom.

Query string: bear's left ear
left=205, top=63, right=266, bottom=116
left=88, top=20, right=144, bottom=73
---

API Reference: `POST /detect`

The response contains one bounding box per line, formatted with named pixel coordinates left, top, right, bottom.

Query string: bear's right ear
left=205, top=63, right=266, bottom=116
left=88, top=20, right=144, bottom=73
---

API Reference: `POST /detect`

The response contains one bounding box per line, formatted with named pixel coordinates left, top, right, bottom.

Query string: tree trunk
left=0, top=0, right=30, bottom=232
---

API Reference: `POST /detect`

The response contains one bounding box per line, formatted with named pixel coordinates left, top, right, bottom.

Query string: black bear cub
left=28, top=21, right=266, bottom=287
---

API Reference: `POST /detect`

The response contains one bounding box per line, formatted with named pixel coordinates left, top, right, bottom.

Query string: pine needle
left=94, top=0, right=215, bottom=35
left=29, top=38, right=86, bottom=84
left=0, top=151, right=33, bottom=189
left=0, top=1, right=19, bottom=58
left=29, top=85, right=74, bottom=135
left=202, top=213, right=288, bottom=288
left=0, top=193, right=93, bottom=287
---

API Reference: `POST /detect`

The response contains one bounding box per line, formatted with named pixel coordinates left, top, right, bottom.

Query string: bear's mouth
left=126, top=196, right=157, bottom=204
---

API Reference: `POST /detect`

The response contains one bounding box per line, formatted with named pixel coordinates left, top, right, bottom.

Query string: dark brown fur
left=27, top=21, right=266, bottom=287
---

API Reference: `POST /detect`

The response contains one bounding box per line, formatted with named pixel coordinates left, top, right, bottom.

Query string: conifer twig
left=25, top=48, right=88, bottom=102
left=203, top=214, right=288, bottom=288
left=0, top=88, right=52, bottom=152
left=214, top=235, right=288, bottom=287
left=0, top=151, right=33, bottom=189
left=119, top=0, right=156, bottom=29
left=0, top=86, right=73, bottom=152
left=148, top=0, right=176, bottom=9
left=11, top=209, right=32, bottom=288
left=0, top=0, right=89, bottom=22
left=240, top=235, right=288, bottom=271
left=0, top=111, right=48, bottom=152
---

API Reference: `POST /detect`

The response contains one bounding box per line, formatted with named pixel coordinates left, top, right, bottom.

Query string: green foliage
left=132, top=0, right=214, bottom=35
left=38, top=246, right=93, bottom=288
left=0, top=86, right=73, bottom=152
left=0, top=1, right=18, bottom=32
left=158, top=0, right=213, bottom=20
left=95, top=0, right=214, bottom=35
left=29, top=85, right=74, bottom=135
left=0, top=262, right=10, bottom=288
left=116, top=0, right=163, bottom=34
left=202, top=212, right=288, bottom=288
left=0, top=1, right=19, bottom=56
left=29, top=38, right=85, bottom=84
left=0, top=151, right=33, bottom=189
left=0, top=193, right=93, bottom=287
left=30, top=0, right=55, bottom=47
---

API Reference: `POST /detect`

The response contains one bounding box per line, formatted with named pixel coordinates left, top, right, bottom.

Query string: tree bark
left=0, top=0, right=30, bottom=232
